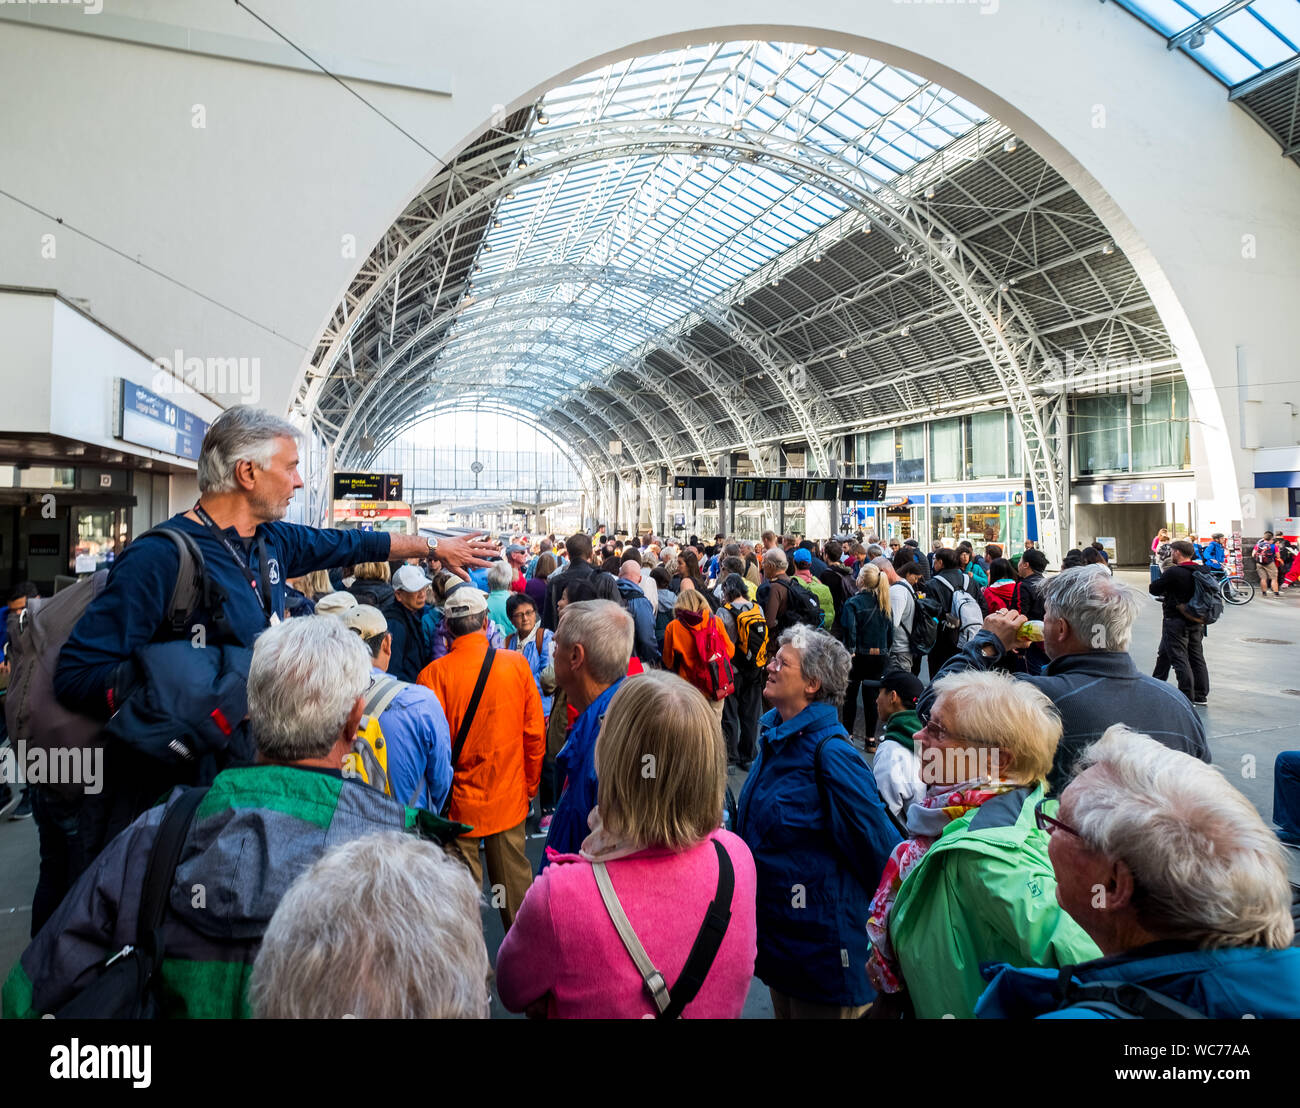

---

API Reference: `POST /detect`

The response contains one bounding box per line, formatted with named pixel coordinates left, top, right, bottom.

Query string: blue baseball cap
left=792, top=548, right=812, bottom=566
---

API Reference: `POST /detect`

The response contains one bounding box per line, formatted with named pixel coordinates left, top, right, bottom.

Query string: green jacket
left=889, top=783, right=1099, bottom=1018
left=799, top=574, right=836, bottom=629
left=3, top=765, right=464, bottom=1019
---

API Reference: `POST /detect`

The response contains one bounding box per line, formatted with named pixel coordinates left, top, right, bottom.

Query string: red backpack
left=682, top=617, right=736, bottom=700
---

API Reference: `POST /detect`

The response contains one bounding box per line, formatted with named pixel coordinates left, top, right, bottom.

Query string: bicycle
left=1211, top=567, right=1254, bottom=606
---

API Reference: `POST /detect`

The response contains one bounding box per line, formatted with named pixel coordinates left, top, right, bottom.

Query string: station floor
left=1, top=572, right=1297, bottom=1016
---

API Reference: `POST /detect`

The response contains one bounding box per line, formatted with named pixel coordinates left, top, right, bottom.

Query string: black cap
left=1023, top=549, right=1048, bottom=573
left=880, top=668, right=925, bottom=706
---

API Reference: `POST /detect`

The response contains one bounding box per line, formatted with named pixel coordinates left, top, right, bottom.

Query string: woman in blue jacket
left=736, top=625, right=900, bottom=1018
left=839, top=563, right=892, bottom=745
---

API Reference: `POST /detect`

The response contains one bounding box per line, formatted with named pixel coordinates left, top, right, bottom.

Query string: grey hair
left=778, top=625, right=850, bottom=705
left=447, top=611, right=488, bottom=638
left=487, top=560, right=514, bottom=591
left=196, top=406, right=300, bottom=494
left=249, top=832, right=491, bottom=1018
left=762, top=547, right=788, bottom=572
left=247, top=616, right=370, bottom=761
left=556, top=599, right=633, bottom=684
left=1041, top=565, right=1142, bottom=652
left=1071, top=726, right=1294, bottom=950
left=866, top=544, right=884, bottom=558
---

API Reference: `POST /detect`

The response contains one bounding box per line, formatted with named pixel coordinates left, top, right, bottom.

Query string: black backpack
left=776, top=577, right=824, bottom=632
left=1178, top=566, right=1225, bottom=626
left=54, top=786, right=208, bottom=1018
left=903, top=582, right=942, bottom=656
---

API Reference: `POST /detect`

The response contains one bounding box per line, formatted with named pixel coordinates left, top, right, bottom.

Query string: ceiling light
left=492, top=219, right=502, bottom=229
left=838, top=349, right=848, bottom=359
left=924, top=185, right=936, bottom=199
left=813, top=251, right=822, bottom=262
left=473, top=264, right=482, bottom=273
left=1188, top=29, right=1206, bottom=50
left=1002, top=138, right=1018, bottom=153
left=999, top=281, right=1009, bottom=292
left=505, top=190, right=515, bottom=200
left=483, top=244, right=492, bottom=253
left=771, top=278, right=780, bottom=287
left=862, top=222, right=871, bottom=234
left=805, top=45, right=818, bottom=55
left=1101, top=241, right=1115, bottom=256
left=900, top=325, right=911, bottom=337
left=535, top=111, right=549, bottom=125
left=763, top=85, right=776, bottom=98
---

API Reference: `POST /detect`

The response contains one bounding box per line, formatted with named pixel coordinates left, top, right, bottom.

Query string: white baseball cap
left=392, top=565, right=433, bottom=593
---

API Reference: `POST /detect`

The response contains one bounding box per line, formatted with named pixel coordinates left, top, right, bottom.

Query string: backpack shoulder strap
left=139, top=525, right=207, bottom=635
left=363, top=674, right=407, bottom=722
left=137, top=786, right=209, bottom=961
left=1065, top=979, right=1207, bottom=1019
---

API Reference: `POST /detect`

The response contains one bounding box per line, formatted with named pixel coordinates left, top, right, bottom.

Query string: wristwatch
left=425, top=536, right=439, bottom=554
left=979, top=643, right=998, bottom=658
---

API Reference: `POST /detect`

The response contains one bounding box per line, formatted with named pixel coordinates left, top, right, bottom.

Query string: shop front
left=928, top=489, right=1029, bottom=551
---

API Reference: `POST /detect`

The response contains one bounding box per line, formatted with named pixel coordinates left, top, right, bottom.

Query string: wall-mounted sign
left=1102, top=481, right=1164, bottom=503
left=767, top=478, right=806, bottom=501
left=732, top=478, right=771, bottom=501
left=803, top=479, right=838, bottom=501
left=115, top=379, right=209, bottom=461
left=841, top=479, right=889, bottom=501
left=333, top=472, right=404, bottom=501
left=671, top=475, right=727, bottom=499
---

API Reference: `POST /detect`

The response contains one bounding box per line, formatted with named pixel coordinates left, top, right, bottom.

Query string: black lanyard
left=193, top=502, right=275, bottom=623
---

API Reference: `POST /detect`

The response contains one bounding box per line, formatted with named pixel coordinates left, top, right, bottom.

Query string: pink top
left=495, top=831, right=757, bottom=1019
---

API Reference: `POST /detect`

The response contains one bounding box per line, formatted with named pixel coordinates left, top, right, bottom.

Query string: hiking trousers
left=450, top=819, right=532, bottom=931
left=1156, top=615, right=1208, bottom=702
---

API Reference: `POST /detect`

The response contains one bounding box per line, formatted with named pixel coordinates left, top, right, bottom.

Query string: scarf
left=579, top=805, right=645, bottom=864
left=866, top=778, right=1017, bottom=995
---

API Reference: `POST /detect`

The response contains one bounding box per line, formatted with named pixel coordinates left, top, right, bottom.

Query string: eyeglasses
left=916, top=715, right=955, bottom=741
left=767, top=653, right=793, bottom=673
left=1035, top=796, right=1081, bottom=839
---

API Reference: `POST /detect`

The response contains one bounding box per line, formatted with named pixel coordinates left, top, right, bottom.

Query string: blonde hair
left=595, top=671, right=726, bottom=851
left=929, top=669, right=1061, bottom=787
left=352, top=561, right=391, bottom=582
left=293, top=570, right=333, bottom=599
left=673, top=588, right=710, bottom=616
left=856, top=563, right=891, bottom=619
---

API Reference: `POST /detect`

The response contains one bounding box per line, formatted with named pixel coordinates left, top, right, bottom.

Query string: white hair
left=762, top=547, right=788, bottom=572
left=487, top=560, right=514, bottom=591
left=246, top=615, right=370, bottom=761
left=196, top=406, right=300, bottom=494
left=1071, top=726, right=1294, bottom=949
left=778, top=625, right=850, bottom=705
left=1042, top=565, right=1143, bottom=652
left=249, top=832, right=491, bottom=1018
left=556, top=600, right=633, bottom=685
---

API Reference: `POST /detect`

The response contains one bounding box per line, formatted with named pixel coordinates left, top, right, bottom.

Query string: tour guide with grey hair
left=918, top=565, right=1208, bottom=792
left=4, top=617, right=464, bottom=1019
left=52, top=407, right=496, bottom=875
left=977, top=725, right=1300, bottom=1019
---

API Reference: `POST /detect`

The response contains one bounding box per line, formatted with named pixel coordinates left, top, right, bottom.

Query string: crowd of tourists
left=2, top=406, right=1298, bottom=1021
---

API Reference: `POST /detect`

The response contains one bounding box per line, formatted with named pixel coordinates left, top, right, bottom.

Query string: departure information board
left=731, top=478, right=770, bottom=501
left=768, top=478, right=805, bottom=501
left=841, top=479, right=889, bottom=500
left=803, top=479, right=837, bottom=501
left=672, top=475, right=727, bottom=499
left=334, top=472, right=404, bottom=500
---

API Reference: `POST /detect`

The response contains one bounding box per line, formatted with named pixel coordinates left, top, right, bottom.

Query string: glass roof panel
left=1114, top=1, right=1300, bottom=86
left=433, top=41, right=990, bottom=394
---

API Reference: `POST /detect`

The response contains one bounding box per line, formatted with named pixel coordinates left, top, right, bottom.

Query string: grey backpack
left=4, top=528, right=204, bottom=798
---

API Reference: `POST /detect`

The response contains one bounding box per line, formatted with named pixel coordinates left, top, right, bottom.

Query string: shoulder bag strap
left=440, top=647, right=496, bottom=816
left=137, top=786, right=210, bottom=961
left=593, top=861, right=672, bottom=1015
left=658, top=839, right=735, bottom=1019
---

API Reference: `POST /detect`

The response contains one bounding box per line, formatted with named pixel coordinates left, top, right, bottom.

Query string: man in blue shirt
left=49, top=407, right=497, bottom=895
left=541, top=599, right=634, bottom=867
left=335, top=604, right=452, bottom=810
left=1200, top=532, right=1226, bottom=572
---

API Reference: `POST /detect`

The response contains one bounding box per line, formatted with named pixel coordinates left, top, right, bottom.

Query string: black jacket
left=1149, top=562, right=1197, bottom=614
left=818, top=563, right=857, bottom=623
left=382, top=598, right=430, bottom=683
left=920, top=630, right=1210, bottom=793
left=541, top=559, right=595, bottom=630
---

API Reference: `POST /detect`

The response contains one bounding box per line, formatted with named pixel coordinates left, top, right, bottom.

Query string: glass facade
left=929, top=418, right=963, bottom=483
left=1072, top=379, right=1190, bottom=477
left=1073, top=393, right=1130, bottom=475
left=867, top=429, right=894, bottom=481
left=965, top=410, right=1008, bottom=480
left=898, top=424, right=926, bottom=484
left=1131, top=380, right=1191, bottom=472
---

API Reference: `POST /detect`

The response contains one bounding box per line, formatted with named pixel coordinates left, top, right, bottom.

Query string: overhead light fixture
left=805, top=45, right=818, bottom=55
left=813, top=250, right=822, bottom=262
left=862, top=222, right=871, bottom=234
left=763, top=84, right=776, bottom=98
left=483, top=244, right=492, bottom=253
left=1101, top=241, right=1115, bottom=256
left=492, top=219, right=502, bottom=229
left=900, top=325, right=911, bottom=337
left=999, top=281, right=1009, bottom=292
left=1002, top=137, right=1018, bottom=153
left=536, top=111, right=549, bottom=125
left=505, top=190, right=516, bottom=200
left=1188, top=29, right=1207, bottom=50
left=771, top=278, right=780, bottom=287
left=838, top=348, right=848, bottom=359
left=473, top=264, right=482, bottom=273
left=925, top=185, right=936, bottom=199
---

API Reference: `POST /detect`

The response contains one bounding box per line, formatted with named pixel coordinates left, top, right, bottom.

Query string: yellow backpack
left=343, top=674, right=408, bottom=799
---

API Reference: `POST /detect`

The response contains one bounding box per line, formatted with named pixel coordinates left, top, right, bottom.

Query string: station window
left=897, top=424, right=925, bottom=484
left=965, top=410, right=1008, bottom=479
left=1131, top=380, right=1190, bottom=472
left=930, top=502, right=964, bottom=546
left=1073, top=394, right=1129, bottom=475
left=929, top=418, right=962, bottom=483
left=867, top=429, right=894, bottom=482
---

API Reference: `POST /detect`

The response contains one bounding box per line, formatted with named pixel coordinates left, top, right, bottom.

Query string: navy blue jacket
left=383, top=597, right=432, bottom=683
left=839, top=590, right=891, bottom=657
left=55, top=514, right=388, bottom=719
left=614, top=578, right=660, bottom=665
left=542, top=677, right=625, bottom=869
left=976, top=942, right=1300, bottom=1019
left=920, top=630, right=1210, bottom=793
left=736, top=702, right=900, bottom=1006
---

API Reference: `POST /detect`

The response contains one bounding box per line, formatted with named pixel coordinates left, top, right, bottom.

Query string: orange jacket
left=417, top=632, right=544, bottom=837
left=662, top=611, right=734, bottom=696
